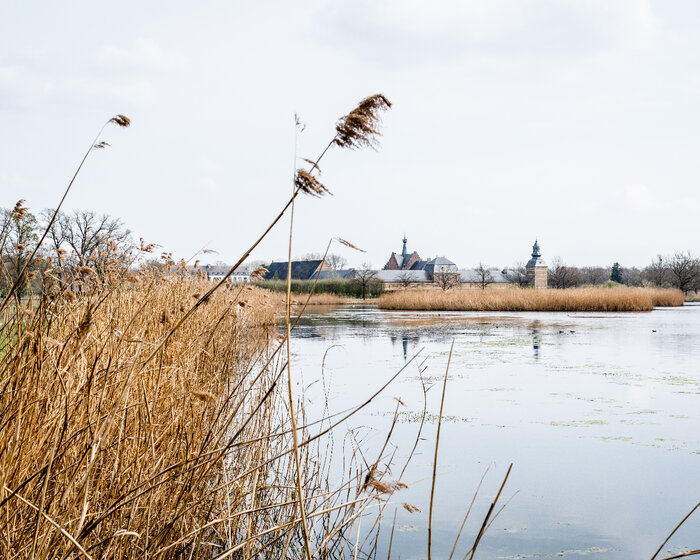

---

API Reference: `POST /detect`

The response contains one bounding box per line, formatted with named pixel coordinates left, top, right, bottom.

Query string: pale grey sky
left=1, top=1, right=699, bottom=269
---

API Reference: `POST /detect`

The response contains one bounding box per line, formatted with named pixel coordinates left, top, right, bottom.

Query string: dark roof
left=424, top=256, right=457, bottom=273
left=409, top=260, right=428, bottom=270
left=264, top=260, right=323, bottom=280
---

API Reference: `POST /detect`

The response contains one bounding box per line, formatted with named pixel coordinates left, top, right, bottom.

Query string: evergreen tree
left=610, top=262, right=623, bottom=284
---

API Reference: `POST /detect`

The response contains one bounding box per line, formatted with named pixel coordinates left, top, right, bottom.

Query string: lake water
left=290, top=303, right=700, bottom=559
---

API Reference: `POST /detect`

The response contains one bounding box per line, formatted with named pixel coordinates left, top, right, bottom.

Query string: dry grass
left=378, top=286, right=684, bottom=312
left=0, top=272, right=392, bottom=559
left=0, top=96, right=407, bottom=560
left=5, top=100, right=694, bottom=559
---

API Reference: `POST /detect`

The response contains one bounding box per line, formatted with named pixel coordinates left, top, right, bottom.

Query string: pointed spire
left=402, top=234, right=407, bottom=258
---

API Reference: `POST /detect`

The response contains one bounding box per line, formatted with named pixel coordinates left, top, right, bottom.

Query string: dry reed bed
left=0, top=96, right=407, bottom=560
left=0, top=274, right=382, bottom=559
left=378, top=286, right=684, bottom=312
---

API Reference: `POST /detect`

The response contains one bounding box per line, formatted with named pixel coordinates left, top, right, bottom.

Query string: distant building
left=377, top=235, right=548, bottom=290
left=525, top=240, right=548, bottom=288
left=383, top=235, right=429, bottom=270
left=382, top=236, right=458, bottom=276
left=424, top=256, right=458, bottom=276
left=198, top=264, right=250, bottom=282
left=259, top=237, right=548, bottom=289
left=377, top=266, right=513, bottom=288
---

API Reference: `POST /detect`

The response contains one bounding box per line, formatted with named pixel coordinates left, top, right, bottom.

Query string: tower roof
left=527, top=239, right=546, bottom=268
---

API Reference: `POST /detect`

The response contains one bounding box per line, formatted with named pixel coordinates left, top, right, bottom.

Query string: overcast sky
left=2, top=1, right=699, bottom=269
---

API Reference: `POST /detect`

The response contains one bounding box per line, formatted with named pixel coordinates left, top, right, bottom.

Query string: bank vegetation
left=0, top=99, right=416, bottom=559
left=378, top=286, right=684, bottom=312
left=255, top=278, right=384, bottom=300
left=2, top=101, right=696, bottom=560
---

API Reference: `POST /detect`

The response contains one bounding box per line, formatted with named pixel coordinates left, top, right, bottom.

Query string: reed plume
left=250, top=266, right=269, bottom=280
left=294, top=169, right=329, bottom=197
left=334, top=94, right=392, bottom=149
left=0, top=114, right=131, bottom=314
left=11, top=199, right=28, bottom=220
left=335, top=237, right=366, bottom=252
left=109, top=114, right=131, bottom=127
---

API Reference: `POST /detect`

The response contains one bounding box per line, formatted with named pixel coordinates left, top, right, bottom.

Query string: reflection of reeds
left=378, top=286, right=684, bottom=312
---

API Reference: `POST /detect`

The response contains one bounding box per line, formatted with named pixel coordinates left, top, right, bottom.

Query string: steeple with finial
left=401, top=234, right=407, bottom=259
left=526, top=238, right=548, bottom=288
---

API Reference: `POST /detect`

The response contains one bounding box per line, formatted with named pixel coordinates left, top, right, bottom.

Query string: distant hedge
left=254, top=278, right=384, bottom=299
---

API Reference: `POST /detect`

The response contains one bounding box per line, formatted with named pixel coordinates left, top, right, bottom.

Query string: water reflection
left=531, top=320, right=541, bottom=360
left=389, top=332, right=421, bottom=361
left=289, top=305, right=700, bottom=559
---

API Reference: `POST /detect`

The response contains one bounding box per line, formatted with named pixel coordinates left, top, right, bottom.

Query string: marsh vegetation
left=1, top=99, right=697, bottom=560
left=378, top=286, right=684, bottom=312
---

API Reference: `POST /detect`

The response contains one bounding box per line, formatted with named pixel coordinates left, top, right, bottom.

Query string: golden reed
left=378, top=286, right=684, bottom=312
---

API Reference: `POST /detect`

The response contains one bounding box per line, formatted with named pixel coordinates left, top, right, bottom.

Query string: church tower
left=526, top=239, right=548, bottom=288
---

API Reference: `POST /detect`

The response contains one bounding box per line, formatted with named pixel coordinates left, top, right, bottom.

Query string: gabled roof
left=384, top=253, right=400, bottom=270
left=430, top=256, right=456, bottom=266
left=264, top=260, right=323, bottom=280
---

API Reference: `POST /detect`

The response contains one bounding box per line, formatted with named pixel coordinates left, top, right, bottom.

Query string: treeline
left=255, top=278, right=384, bottom=299
left=547, top=253, right=700, bottom=294
left=0, top=202, right=133, bottom=296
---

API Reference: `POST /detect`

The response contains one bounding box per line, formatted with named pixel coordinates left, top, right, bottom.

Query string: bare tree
left=326, top=253, right=347, bottom=270
left=397, top=270, right=416, bottom=289
left=580, top=266, right=609, bottom=286
left=42, top=210, right=132, bottom=275
left=1, top=205, right=39, bottom=293
left=434, top=271, right=460, bottom=291
left=548, top=257, right=580, bottom=289
left=621, top=266, right=643, bottom=287
left=504, top=262, right=528, bottom=287
left=301, top=252, right=323, bottom=260
left=474, top=262, right=493, bottom=291
left=351, top=263, right=380, bottom=299
left=643, top=255, right=671, bottom=287
left=666, top=251, right=700, bottom=294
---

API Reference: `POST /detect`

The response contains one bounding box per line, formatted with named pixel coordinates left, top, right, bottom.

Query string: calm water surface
left=290, top=303, right=700, bottom=559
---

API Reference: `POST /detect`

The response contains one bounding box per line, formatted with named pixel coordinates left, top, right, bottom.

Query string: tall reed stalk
left=0, top=96, right=405, bottom=559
